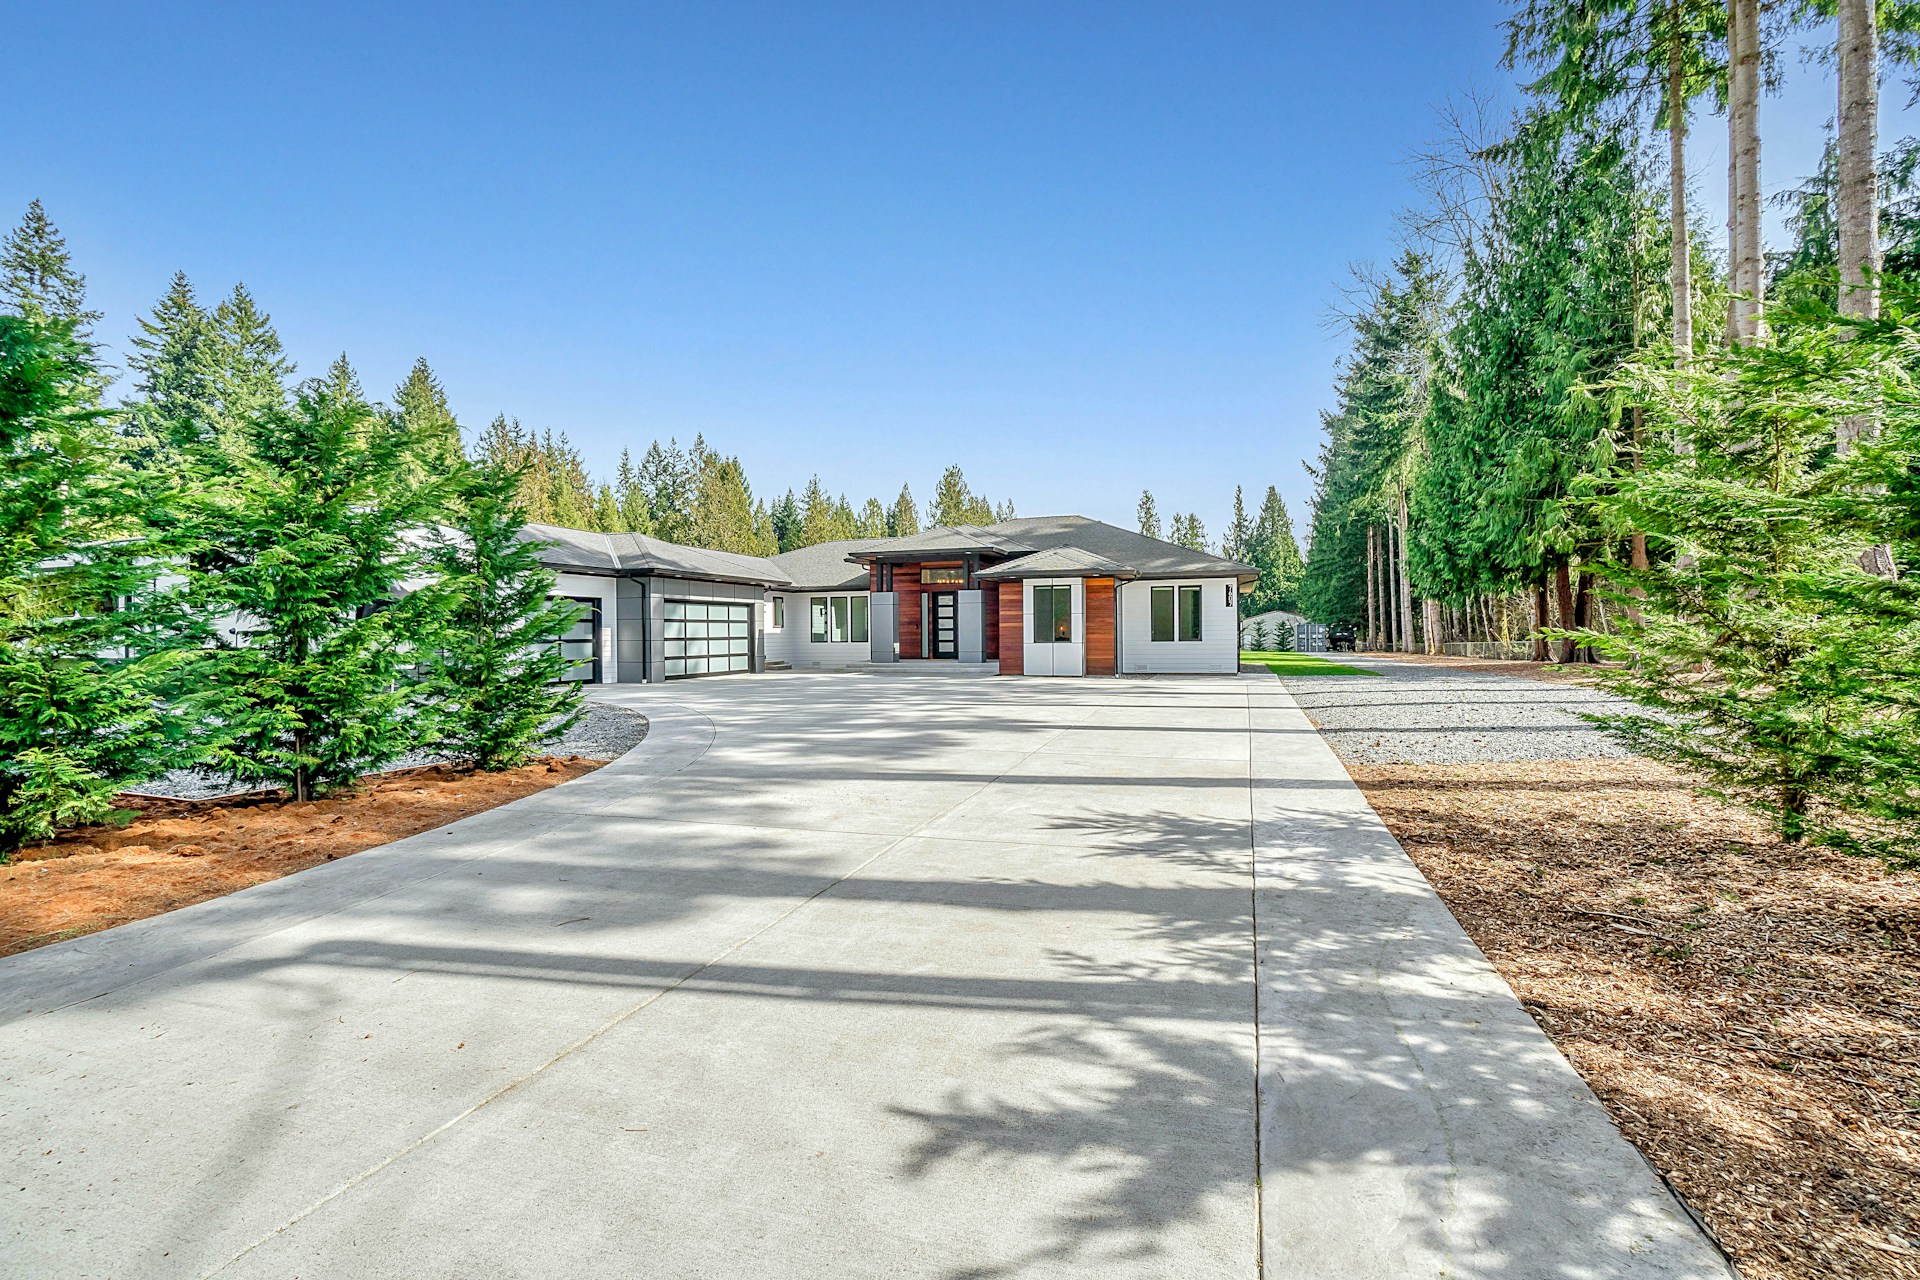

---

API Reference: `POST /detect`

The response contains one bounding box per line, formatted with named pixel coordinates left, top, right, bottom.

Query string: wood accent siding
left=983, top=584, right=1000, bottom=660
left=1086, top=577, right=1117, bottom=675
left=997, top=582, right=1024, bottom=674
left=898, top=580, right=922, bottom=659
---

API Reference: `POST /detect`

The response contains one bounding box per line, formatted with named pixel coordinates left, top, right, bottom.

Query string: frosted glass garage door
left=663, top=600, right=753, bottom=678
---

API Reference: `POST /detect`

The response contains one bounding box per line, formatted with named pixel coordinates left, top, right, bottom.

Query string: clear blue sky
left=7, top=1, right=1897, bottom=542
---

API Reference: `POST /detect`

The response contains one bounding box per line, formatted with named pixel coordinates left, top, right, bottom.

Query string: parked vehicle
left=1327, top=626, right=1357, bottom=652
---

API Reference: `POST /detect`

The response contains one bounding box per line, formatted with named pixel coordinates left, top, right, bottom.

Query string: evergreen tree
left=796, top=475, right=842, bottom=546
left=926, top=464, right=993, bottom=526
left=1169, top=512, right=1210, bottom=550
left=0, top=201, right=101, bottom=336
left=639, top=438, right=698, bottom=542
left=121, top=272, right=215, bottom=468
left=993, top=497, right=1016, bottom=521
left=1408, top=120, right=1656, bottom=657
left=181, top=362, right=451, bottom=801
left=855, top=497, right=889, bottom=538
left=770, top=487, right=801, bottom=550
left=203, top=284, right=293, bottom=457
left=421, top=463, right=585, bottom=771
left=1582, top=293, right=1920, bottom=862
left=591, top=483, right=619, bottom=532
left=616, top=449, right=655, bottom=535
left=476, top=414, right=536, bottom=477
left=1504, top=0, right=1723, bottom=367
left=1224, top=485, right=1253, bottom=561
left=1248, top=486, right=1305, bottom=615
left=0, top=313, right=191, bottom=850
left=687, top=450, right=772, bottom=553
left=888, top=484, right=920, bottom=536
left=391, top=357, right=464, bottom=485
left=1137, top=490, right=1162, bottom=540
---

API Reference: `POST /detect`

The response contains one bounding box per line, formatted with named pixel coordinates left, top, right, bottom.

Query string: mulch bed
left=0, top=757, right=603, bottom=959
left=1350, top=757, right=1920, bottom=1280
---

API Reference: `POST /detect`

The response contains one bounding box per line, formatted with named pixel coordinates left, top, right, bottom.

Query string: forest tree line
left=1292, top=0, right=1920, bottom=860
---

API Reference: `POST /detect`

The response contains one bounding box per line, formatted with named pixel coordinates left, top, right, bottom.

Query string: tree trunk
left=1425, top=598, right=1443, bottom=655
left=1668, top=1, right=1692, bottom=368
left=1396, top=492, right=1415, bottom=654
left=1365, top=524, right=1378, bottom=649
left=1554, top=560, right=1577, bottom=664
left=1532, top=576, right=1550, bottom=662
left=1836, top=0, right=1878, bottom=338
left=1836, top=0, right=1900, bottom=578
left=1570, top=569, right=1597, bottom=663
left=1727, top=0, right=1764, bottom=346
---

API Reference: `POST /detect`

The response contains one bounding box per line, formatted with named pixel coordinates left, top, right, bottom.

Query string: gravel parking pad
left=1276, top=653, right=1632, bottom=764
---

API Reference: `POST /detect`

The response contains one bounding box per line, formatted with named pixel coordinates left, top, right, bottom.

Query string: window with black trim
left=1150, top=586, right=1174, bottom=642
left=1178, top=585, right=1203, bottom=641
left=920, top=566, right=964, bottom=584
left=1032, top=585, right=1073, bottom=643
left=1150, top=584, right=1204, bottom=641
left=771, top=597, right=785, bottom=629
left=809, top=594, right=868, bottom=644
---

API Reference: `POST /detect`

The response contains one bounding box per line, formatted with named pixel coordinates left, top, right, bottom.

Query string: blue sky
left=8, top=2, right=1904, bottom=543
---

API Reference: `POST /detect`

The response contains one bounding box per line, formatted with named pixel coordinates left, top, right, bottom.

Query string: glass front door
left=928, top=591, right=958, bottom=659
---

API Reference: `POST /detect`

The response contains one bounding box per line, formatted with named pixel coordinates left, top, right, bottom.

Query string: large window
left=809, top=594, right=869, bottom=644
left=1032, top=585, right=1073, bottom=643
left=1179, top=585, right=1203, bottom=641
left=920, top=566, right=965, bottom=584
left=1150, top=586, right=1174, bottom=642
left=1150, top=585, right=1204, bottom=642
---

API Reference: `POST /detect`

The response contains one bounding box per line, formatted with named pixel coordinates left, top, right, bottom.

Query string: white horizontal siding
left=1118, top=578, right=1240, bottom=674
left=767, top=591, right=872, bottom=666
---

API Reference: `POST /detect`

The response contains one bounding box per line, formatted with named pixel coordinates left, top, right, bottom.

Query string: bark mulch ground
left=1350, top=757, right=1920, bottom=1280
left=0, top=757, right=603, bottom=959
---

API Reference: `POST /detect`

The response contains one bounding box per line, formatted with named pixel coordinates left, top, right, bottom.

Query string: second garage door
left=664, top=600, right=754, bottom=678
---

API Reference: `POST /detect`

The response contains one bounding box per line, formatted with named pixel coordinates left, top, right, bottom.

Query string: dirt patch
left=0, top=757, right=604, bottom=959
left=1350, top=757, right=1920, bottom=1280
left=1360, top=650, right=1613, bottom=685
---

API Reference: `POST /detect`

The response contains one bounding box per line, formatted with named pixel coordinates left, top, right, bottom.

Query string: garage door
left=663, top=600, right=754, bottom=678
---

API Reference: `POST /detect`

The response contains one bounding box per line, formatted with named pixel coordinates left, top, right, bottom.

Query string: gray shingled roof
left=767, top=538, right=887, bottom=591
left=521, top=523, right=793, bottom=587
left=982, top=515, right=1258, bottom=581
left=849, top=525, right=1038, bottom=559
left=517, top=513, right=1253, bottom=591
left=974, top=546, right=1133, bottom=579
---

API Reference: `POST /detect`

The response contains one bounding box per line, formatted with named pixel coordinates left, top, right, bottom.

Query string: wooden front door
left=928, top=591, right=958, bottom=659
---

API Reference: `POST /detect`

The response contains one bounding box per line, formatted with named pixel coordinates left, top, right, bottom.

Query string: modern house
left=524, top=514, right=1256, bottom=683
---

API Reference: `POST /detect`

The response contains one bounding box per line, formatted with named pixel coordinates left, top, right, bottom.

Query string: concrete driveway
left=0, top=671, right=1730, bottom=1278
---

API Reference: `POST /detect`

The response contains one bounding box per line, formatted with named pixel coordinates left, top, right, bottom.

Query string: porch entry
left=927, top=591, right=958, bottom=659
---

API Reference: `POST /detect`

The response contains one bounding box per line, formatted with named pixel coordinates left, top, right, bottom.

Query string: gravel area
left=1276, top=653, right=1634, bottom=765
left=124, top=702, right=649, bottom=800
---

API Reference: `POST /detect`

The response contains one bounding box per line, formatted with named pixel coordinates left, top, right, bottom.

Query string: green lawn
left=1241, top=649, right=1380, bottom=677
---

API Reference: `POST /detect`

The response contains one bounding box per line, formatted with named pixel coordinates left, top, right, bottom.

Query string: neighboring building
left=523, top=514, right=1256, bottom=682
left=1239, top=609, right=1307, bottom=648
